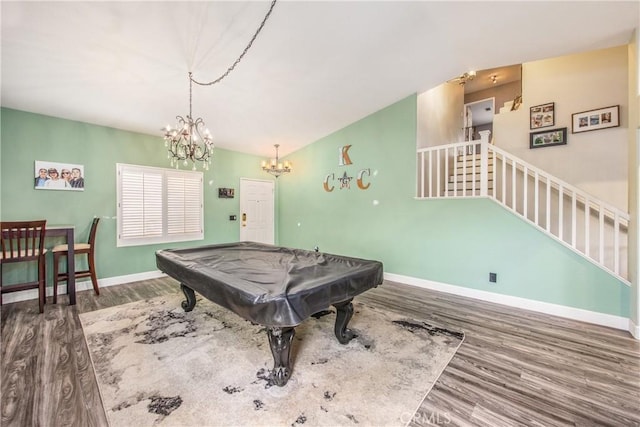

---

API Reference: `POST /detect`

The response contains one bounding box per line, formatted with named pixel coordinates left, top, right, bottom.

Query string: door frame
left=463, top=97, right=495, bottom=141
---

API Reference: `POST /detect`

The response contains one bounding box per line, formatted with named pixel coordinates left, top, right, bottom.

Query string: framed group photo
left=34, top=160, right=85, bottom=191
left=530, top=102, right=555, bottom=129
left=571, top=105, right=619, bottom=134
left=530, top=128, right=567, bottom=149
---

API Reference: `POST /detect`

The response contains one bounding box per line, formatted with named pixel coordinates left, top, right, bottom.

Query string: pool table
left=156, top=241, right=383, bottom=386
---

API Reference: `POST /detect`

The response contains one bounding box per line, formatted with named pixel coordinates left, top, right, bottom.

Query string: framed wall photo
left=571, top=105, right=620, bottom=134
left=34, top=160, right=85, bottom=191
left=218, top=187, right=235, bottom=198
left=530, top=127, right=567, bottom=149
left=530, top=102, right=555, bottom=129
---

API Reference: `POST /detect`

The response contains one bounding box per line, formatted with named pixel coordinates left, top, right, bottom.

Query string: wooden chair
left=0, top=220, right=48, bottom=313
left=52, top=217, right=100, bottom=303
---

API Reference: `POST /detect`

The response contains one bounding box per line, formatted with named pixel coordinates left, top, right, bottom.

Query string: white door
left=239, top=178, right=275, bottom=244
left=463, top=97, right=495, bottom=141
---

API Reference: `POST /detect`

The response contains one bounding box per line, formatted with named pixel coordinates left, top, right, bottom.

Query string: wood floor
left=2, top=278, right=639, bottom=426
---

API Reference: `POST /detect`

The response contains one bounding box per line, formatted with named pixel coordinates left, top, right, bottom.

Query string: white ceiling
left=2, top=1, right=638, bottom=158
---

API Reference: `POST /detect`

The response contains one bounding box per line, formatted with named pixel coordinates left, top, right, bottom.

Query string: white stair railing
left=416, top=140, right=629, bottom=283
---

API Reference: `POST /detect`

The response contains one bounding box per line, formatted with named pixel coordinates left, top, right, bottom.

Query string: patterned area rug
left=80, top=293, right=464, bottom=426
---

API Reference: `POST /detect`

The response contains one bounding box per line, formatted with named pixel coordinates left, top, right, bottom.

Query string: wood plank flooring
left=2, top=278, right=639, bottom=426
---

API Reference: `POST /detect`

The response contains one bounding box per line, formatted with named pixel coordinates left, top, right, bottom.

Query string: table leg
left=267, top=327, right=295, bottom=387
left=333, top=299, right=355, bottom=344
left=180, top=284, right=196, bottom=312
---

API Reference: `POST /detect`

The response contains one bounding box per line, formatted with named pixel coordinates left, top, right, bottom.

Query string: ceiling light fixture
left=163, top=73, right=213, bottom=170
left=261, top=144, right=291, bottom=178
left=448, top=70, right=476, bottom=86
left=162, top=0, right=277, bottom=170
left=490, top=74, right=497, bottom=84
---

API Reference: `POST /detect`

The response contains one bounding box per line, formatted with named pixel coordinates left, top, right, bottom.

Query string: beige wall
left=628, top=29, right=639, bottom=337
left=494, top=45, right=629, bottom=211
left=417, top=82, right=463, bottom=148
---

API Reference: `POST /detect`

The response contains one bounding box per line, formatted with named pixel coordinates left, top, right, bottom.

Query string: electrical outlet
left=489, top=272, right=497, bottom=283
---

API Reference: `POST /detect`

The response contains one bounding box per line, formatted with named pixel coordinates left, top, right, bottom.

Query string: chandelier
left=262, top=144, right=291, bottom=178
left=162, top=0, right=277, bottom=170
left=163, top=73, right=213, bottom=170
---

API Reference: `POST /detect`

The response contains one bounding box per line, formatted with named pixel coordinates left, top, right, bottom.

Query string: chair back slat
left=0, top=220, right=47, bottom=261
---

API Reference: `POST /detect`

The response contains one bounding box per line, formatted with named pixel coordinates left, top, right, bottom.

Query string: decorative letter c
left=323, top=173, right=335, bottom=192
left=357, top=168, right=370, bottom=190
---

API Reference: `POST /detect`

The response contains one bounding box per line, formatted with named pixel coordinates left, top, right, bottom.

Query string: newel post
left=478, top=131, right=491, bottom=197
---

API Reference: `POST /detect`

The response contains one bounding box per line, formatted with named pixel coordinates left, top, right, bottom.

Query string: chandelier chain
left=164, top=0, right=277, bottom=170
left=191, top=0, right=277, bottom=87
left=188, top=72, right=193, bottom=118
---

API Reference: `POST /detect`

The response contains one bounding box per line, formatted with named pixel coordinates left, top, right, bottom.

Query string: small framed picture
left=530, top=102, right=555, bottom=129
left=218, top=188, right=234, bottom=198
left=530, top=128, right=567, bottom=149
left=571, top=105, right=620, bottom=134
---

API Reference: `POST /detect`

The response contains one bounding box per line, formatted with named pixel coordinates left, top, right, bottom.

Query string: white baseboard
left=385, top=272, right=632, bottom=333
left=97, top=270, right=166, bottom=288
left=5, top=268, right=635, bottom=339
left=1, top=270, right=167, bottom=305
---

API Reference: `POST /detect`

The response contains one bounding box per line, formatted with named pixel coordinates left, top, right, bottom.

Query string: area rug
left=80, top=293, right=464, bottom=427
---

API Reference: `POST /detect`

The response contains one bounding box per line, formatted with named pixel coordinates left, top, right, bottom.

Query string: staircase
left=446, top=152, right=494, bottom=197
left=417, top=139, right=629, bottom=283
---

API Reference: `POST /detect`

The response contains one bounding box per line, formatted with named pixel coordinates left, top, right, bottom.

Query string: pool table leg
left=267, top=327, right=295, bottom=387
left=180, top=284, right=196, bottom=312
left=333, top=299, right=355, bottom=344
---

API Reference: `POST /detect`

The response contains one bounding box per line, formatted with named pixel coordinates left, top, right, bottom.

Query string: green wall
left=0, top=108, right=267, bottom=282
left=1, top=98, right=630, bottom=318
left=278, top=95, right=630, bottom=318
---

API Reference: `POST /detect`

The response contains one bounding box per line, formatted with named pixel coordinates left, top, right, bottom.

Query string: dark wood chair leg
left=39, top=255, right=46, bottom=313
left=89, top=253, right=99, bottom=295
left=53, top=252, right=60, bottom=304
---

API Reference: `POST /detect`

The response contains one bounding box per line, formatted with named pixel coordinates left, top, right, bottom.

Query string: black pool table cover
left=156, top=242, right=384, bottom=327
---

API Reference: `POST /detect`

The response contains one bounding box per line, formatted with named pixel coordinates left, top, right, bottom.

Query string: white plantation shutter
left=117, top=164, right=203, bottom=247
left=120, top=169, right=163, bottom=238
left=167, top=172, right=202, bottom=235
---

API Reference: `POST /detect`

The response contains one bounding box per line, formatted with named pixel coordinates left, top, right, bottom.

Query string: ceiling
left=2, top=1, right=638, bottom=158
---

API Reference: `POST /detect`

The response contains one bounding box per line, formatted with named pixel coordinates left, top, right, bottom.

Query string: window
left=116, top=163, right=203, bottom=247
